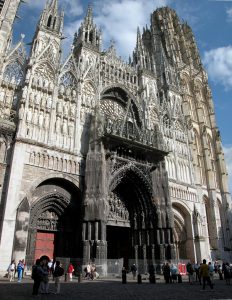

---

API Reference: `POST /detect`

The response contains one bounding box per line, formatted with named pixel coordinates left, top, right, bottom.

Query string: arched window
left=47, top=15, right=52, bottom=28
left=53, top=17, right=56, bottom=29
left=3, top=61, right=24, bottom=85
left=207, top=135, right=218, bottom=188
left=194, top=130, right=206, bottom=185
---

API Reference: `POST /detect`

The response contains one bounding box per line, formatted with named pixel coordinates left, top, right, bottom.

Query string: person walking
left=208, top=262, right=214, bottom=284
left=199, top=259, right=213, bottom=290
left=163, top=262, right=171, bottom=284
left=17, top=260, right=24, bottom=282
left=8, top=260, right=15, bottom=282
left=67, top=263, right=75, bottom=281
left=187, top=262, right=194, bottom=284
left=53, top=261, right=64, bottom=295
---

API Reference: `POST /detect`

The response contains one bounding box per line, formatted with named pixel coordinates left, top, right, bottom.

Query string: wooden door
left=34, top=231, right=55, bottom=260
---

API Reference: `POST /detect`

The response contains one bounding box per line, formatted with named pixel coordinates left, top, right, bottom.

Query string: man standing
left=199, top=259, right=213, bottom=290
left=32, top=259, right=42, bottom=296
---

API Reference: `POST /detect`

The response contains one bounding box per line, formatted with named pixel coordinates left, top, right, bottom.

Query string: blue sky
left=12, top=0, right=232, bottom=192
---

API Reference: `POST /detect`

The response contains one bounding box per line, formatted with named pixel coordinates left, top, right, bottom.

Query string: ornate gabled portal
left=25, top=179, right=82, bottom=263
left=106, top=162, right=157, bottom=269
left=82, top=86, right=176, bottom=274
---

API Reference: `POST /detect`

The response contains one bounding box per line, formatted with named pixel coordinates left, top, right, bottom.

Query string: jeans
left=17, top=270, right=22, bottom=282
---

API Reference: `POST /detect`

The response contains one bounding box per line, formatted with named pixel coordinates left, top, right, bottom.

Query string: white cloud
left=226, top=7, right=232, bottom=21
left=203, top=46, right=232, bottom=90
left=27, top=0, right=83, bottom=17
left=224, top=146, right=232, bottom=194
left=63, top=0, right=169, bottom=60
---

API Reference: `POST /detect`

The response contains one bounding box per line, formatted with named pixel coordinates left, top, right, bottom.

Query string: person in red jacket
left=67, top=263, right=75, bottom=282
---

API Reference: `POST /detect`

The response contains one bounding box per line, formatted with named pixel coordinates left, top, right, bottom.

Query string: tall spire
left=84, top=4, right=94, bottom=26
left=49, top=0, right=58, bottom=12
left=73, top=5, right=102, bottom=51
left=38, top=0, right=63, bottom=35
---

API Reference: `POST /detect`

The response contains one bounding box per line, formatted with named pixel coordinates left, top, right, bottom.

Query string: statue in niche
left=44, top=79, right=49, bottom=89
left=29, top=92, right=34, bottom=103
left=5, top=94, right=12, bottom=106
left=63, top=119, right=68, bottom=134
left=26, top=108, right=32, bottom=123
left=25, top=69, right=31, bottom=82
left=22, top=86, right=28, bottom=99
left=68, top=122, right=74, bottom=136
left=64, top=104, right=68, bottom=116
left=19, top=104, right=24, bottom=120
left=57, top=101, right=62, bottom=114
left=35, top=94, right=41, bottom=105
left=46, top=96, right=52, bottom=109
left=11, top=76, right=16, bottom=85
left=70, top=104, right=75, bottom=117
left=0, top=90, right=5, bottom=102
left=32, top=109, right=39, bottom=125
left=41, top=95, right=46, bottom=107
left=55, top=116, right=61, bottom=133
left=72, top=89, right=76, bottom=98
left=59, top=85, right=64, bottom=94
left=38, top=111, right=44, bottom=127
left=49, top=82, right=54, bottom=91
left=44, top=113, right=49, bottom=129
left=66, top=88, right=71, bottom=97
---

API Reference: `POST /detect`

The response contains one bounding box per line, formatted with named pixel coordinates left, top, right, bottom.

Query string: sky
left=12, top=0, right=232, bottom=192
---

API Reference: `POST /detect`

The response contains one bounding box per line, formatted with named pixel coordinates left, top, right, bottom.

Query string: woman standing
left=67, top=263, right=74, bottom=282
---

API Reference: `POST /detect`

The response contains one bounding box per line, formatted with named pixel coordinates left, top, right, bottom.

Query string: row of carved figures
left=29, top=151, right=82, bottom=175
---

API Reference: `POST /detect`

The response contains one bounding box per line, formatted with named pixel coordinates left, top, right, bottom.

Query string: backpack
left=54, top=266, right=64, bottom=277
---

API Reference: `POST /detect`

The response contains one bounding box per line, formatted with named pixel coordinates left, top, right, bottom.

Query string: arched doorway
left=172, top=202, right=194, bottom=261
left=26, top=178, right=82, bottom=262
left=107, top=167, right=157, bottom=269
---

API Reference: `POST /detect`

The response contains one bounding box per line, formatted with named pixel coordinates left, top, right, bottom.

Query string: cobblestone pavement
left=1, top=276, right=232, bottom=300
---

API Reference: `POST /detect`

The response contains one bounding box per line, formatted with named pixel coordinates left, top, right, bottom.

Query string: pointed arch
left=33, top=61, right=55, bottom=82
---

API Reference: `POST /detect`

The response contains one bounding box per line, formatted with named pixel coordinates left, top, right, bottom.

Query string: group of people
left=31, top=257, right=65, bottom=295
left=7, top=259, right=26, bottom=282
left=162, top=263, right=179, bottom=284
left=84, top=262, right=99, bottom=280
left=186, top=260, right=232, bottom=286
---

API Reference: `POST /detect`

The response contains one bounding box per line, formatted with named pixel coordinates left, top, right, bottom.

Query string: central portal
left=107, top=225, right=132, bottom=268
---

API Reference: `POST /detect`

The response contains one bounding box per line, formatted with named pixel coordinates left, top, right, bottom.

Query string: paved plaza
left=1, top=276, right=232, bottom=300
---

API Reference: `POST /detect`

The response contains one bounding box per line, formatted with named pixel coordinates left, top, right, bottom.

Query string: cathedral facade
left=0, top=0, right=231, bottom=274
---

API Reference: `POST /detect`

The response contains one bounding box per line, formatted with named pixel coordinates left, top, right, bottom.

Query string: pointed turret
left=73, top=5, right=102, bottom=52
left=38, top=0, right=64, bottom=36
left=84, top=4, right=94, bottom=27
left=133, top=27, right=151, bottom=70
left=29, top=0, right=63, bottom=62
left=49, top=0, right=58, bottom=12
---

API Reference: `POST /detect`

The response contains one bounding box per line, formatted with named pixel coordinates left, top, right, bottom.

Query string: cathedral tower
left=0, top=0, right=22, bottom=61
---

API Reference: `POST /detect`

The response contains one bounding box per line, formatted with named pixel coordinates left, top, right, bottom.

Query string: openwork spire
left=84, top=4, right=94, bottom=26
left=38, top=0, right=63, bottom=35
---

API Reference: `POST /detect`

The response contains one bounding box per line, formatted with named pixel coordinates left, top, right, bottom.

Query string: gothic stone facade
left=0, top=0, right=232, bottom=273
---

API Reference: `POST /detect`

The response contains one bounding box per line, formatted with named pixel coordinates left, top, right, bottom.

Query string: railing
left=103, top=117, right=167, bottom=153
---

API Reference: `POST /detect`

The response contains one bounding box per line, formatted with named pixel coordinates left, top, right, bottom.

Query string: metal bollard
left=137, top=273, right=142, bottom=284
left=78, top=274, right=82, bottom=283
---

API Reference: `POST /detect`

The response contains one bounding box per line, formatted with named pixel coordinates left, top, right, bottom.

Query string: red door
left=34, top=232, right=55, bottom=260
